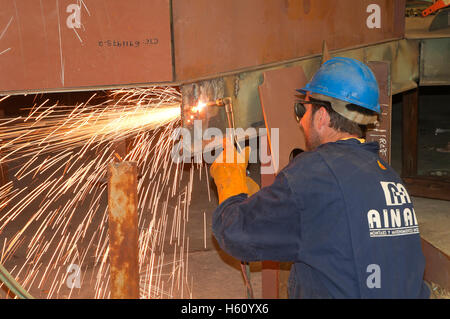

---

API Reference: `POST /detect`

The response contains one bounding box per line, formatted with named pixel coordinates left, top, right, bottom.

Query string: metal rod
left=108, top=161, right=140, bottom=299
left=222, top=98, right=242, bottom=153
left=0, top=263, right=34, bottom=299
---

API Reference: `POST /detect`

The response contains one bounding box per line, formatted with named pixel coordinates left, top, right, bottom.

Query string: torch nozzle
left=212, top=97, right=239, bottom=151
left=206, top=97, right=232, bottom=108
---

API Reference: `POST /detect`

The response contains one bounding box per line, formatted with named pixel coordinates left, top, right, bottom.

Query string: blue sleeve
left=212, top=172, right=301, bottom=262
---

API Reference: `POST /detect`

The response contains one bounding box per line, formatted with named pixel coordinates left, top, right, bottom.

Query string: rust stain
left=286, top=0, right=301, bottom=20
left=303, top=0, right=311, bottom=15
left=108, top=162, right=139, bottom=299
left=285, top=0, right=308, bottom=20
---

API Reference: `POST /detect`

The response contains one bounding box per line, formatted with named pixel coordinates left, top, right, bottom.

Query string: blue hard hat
left=297, top=57, right=381, bottom=114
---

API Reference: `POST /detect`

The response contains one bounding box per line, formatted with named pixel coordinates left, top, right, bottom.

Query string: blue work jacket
left=212, top=139, right=430, bottom=298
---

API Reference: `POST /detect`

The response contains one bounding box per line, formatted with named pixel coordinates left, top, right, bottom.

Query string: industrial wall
left=0, top=0, right=405, bottom=94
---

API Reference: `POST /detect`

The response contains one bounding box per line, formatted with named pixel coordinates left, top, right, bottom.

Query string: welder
left=210, top=57, right=430, bottom=298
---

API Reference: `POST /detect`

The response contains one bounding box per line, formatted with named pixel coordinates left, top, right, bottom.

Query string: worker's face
left=299, top=103, right=321, bottom=151
left=296, top=93, right=323, bottom=151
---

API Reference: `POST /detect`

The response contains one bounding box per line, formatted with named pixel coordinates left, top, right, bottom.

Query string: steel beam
left=367, top=61, right=392, bottom=164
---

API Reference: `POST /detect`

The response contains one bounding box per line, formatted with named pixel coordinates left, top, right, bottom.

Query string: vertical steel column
left=108, top=162, right=140, bottom=299
left=258, top=65, right=308, bottom=299
left=402, top=88, right=419, bottom=177
left=366, top=61, right=392, bottom=165
left=260, top=137, right=279, bottom=299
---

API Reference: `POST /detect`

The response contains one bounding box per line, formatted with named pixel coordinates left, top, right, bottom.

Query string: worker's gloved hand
left=210, top=138, right=259, bottom=204
left=245, top=176, right=260, bottom=197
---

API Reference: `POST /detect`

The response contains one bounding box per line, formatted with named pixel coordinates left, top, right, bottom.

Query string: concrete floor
left=413, top=197, right=450, bottom=258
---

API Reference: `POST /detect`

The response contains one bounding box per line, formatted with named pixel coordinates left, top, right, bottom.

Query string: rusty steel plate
left=258, top=65, right=307, bottom=299
left=258, top=65, right=307, bottom=175
left=172, top=0, right=405, bottom=82
left=0, top=0, right=173, bottom=93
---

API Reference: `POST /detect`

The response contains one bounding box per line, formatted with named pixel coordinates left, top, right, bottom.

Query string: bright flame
left=104, top=103, right=181, bottom=134
left=191, top=101, right=206, bottom=113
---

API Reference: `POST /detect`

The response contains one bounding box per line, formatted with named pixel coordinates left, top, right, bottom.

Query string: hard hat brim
left=309, top=93, right=379, bottom=125
left=296, top=88, right=381, bottom=115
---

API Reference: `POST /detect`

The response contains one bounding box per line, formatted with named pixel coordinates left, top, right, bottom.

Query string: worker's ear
left=313, top=106, right=330, bottom=132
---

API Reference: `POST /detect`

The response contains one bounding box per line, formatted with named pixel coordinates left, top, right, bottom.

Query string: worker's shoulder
left=279, top=149, right=341, bottom=198
left=287, top=147, right=324, bottom=166
left=281, top=140, right=380, bottom=178
left=314, top=140, right=381, bottom=169
left=286, top=139, right=375, bottom=165
left=319, top=139, right=379, bottom=156
left=280, top=148, right=330, bottom=179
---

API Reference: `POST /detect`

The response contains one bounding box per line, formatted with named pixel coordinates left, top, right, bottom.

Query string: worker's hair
left=311, top=102, right=373, bottom=137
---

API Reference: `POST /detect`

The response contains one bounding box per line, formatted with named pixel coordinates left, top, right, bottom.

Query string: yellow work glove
left=245, top=175, right=260, bottom=197
left=210, top=138, right=259, bottom=204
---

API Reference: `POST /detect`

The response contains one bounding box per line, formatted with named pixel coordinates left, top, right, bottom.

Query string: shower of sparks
left=0, top=87, right=200, bottom=299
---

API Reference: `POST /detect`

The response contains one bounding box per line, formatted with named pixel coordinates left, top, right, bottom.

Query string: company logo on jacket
left=367, top=182, right=419, bottom=238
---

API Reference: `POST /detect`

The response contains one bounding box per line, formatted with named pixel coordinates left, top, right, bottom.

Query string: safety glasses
left=294, top=98, right=331, bottom=120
